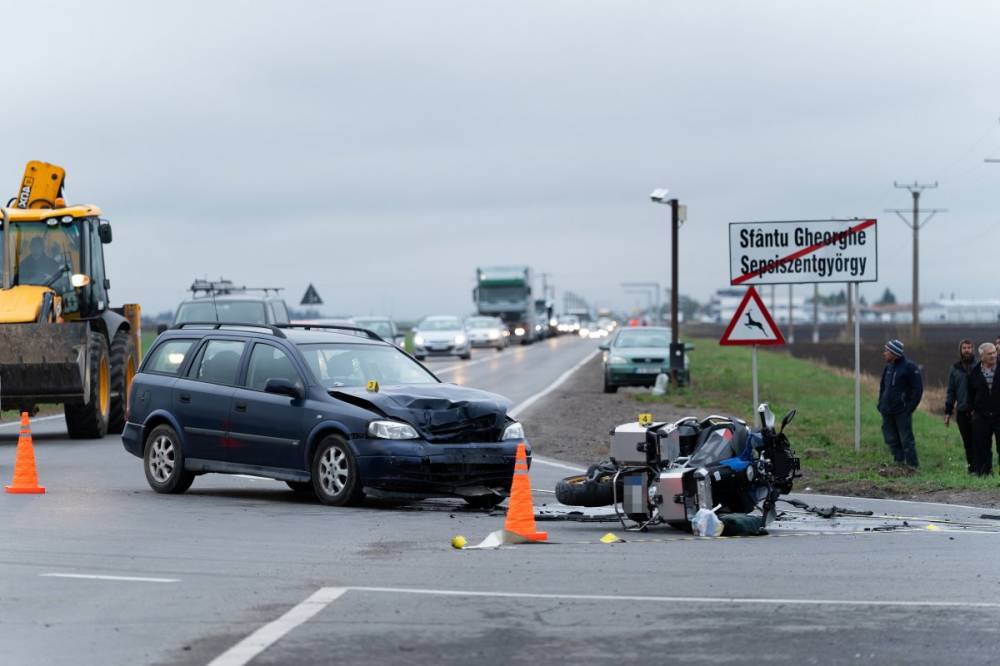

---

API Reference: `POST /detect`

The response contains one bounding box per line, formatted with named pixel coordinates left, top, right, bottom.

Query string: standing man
left=967, top=342, right=1000, bottom=476
left=945, top=339, right=976, bottom=473
left=878, top=339, right=923, bottom=468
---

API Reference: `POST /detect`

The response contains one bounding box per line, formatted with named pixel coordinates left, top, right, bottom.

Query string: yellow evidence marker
left=451, top=535, right=467, bottom=549
left=366, top=380, right=380, bottom=393
left=638, top=413, right=653, bottom=426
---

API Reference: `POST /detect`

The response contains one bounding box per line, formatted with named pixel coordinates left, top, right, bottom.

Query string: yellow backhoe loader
left=0, top=160, right=140, bottom=438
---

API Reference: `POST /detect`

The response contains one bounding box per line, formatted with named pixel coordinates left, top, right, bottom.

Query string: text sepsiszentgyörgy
left=738, top=227, right=869, bottom=278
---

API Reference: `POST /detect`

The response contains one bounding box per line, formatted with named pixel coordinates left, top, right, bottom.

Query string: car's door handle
left=179, top=393, right=191, bottom=404
left=235, top=402, right=247, bottom=412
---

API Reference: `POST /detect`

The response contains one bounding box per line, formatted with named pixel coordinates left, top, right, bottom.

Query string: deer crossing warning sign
left=719, top=286, right=784, bottom=346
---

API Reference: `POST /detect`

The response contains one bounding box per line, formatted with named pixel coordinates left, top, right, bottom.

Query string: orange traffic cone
left=6, top=412, right=45, bottom=494
left=503, top=442, right=546, bottom=541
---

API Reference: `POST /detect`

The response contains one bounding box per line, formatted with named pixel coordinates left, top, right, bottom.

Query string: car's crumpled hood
left=329, top=383, right=512, bottom=433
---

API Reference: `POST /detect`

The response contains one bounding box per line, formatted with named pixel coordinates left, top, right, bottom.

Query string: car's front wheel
left=143, top=424, right=195, bottom=494
left=603, top=375, right=618, bottom=394
left=312, top=436, right=364, bottom=506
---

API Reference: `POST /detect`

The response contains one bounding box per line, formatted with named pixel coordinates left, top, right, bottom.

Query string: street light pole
left=670, top=198, right=679, bottom=348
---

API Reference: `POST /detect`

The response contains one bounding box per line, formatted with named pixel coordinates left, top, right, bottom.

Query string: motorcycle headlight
left=367, top=420, right=420, bottom=440
left=454, top=334, right=467, bottom=345
left=608, top=355, right=628, bottom=364
left=501, top=421, right=525, bottom=440
left=413, top=335, right=425, bottom=346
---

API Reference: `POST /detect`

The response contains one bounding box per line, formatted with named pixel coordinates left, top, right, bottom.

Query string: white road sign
left=729, top=218, right=878, bottom=286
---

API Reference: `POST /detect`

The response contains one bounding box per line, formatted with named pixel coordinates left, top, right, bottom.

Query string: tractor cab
left=0, top=205, right=111, bottom=322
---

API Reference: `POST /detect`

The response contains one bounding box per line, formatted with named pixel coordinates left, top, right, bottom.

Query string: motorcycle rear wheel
left=555, top=471, right=618, bottom=507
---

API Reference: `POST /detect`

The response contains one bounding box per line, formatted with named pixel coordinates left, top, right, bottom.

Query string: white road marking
left=432, top=354, right=503, bottom=375
left=40, top=573, right=179, bottom=583
left=206, top=587, right=347, bottom=666
left=509, top=348, right=600, bottom=419
left=0, top=414, right=65, bottom=429
left=340, top=585, right=1000, bottom=610
left=531, top=456, right=586, bottom=473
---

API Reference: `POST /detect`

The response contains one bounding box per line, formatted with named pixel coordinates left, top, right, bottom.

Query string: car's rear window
left=175, top=301, right=268, bottom=325
left=145, top=339, right=196, bottom=375
left=298, top=342, right=437, bottom=388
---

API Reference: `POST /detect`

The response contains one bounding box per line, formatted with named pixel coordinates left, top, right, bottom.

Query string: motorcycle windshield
left=688, top=429, right=739, bottom=466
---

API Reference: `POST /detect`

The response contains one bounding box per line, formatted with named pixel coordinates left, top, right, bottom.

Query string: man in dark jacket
left=945, top=339, right=976, bottom=473
left=878, top=339, right=923, bottom=468
left=966, top=342, right=1000, bottom=476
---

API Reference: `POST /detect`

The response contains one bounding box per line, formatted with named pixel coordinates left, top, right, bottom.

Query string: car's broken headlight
left=368, top=420, right=420, bottom=440
left=502, top=421, right=525, bottom=441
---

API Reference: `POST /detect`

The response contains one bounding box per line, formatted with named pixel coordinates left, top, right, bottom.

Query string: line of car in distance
left=124, top=322, right=528, bottom=509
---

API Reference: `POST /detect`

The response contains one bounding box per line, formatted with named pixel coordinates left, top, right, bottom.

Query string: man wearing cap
left=966, top=342, right=1000, bottom=476
left=877, top=339, right=923, bottom=468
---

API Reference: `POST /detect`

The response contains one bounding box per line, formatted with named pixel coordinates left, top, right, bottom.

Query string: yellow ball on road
left=451, top=535, right=467, bottom=549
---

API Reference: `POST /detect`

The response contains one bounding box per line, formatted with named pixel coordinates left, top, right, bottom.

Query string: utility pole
left=812, top=283, right=819, bottom=343
left=887, top=182, right=946, bottom=343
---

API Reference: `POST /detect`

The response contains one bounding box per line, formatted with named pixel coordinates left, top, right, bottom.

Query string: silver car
left=353, top=316, right=405, bottom=348
left=412, top=315, right=471, bottom=360
left=465, top=316, right=507, bottom=351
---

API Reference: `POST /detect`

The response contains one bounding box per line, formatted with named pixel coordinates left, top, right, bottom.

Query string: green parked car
left=599, top=326, right=671, bottom=393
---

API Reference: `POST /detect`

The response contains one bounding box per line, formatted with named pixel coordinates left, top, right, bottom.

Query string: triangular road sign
left=719, top=286, right=785, bottom=346
left=300, top=283, right=323, bottom=306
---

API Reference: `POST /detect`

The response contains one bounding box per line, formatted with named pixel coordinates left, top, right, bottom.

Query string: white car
left=465, top=316, right=507, bottom=351
left=412, top=316, right=472, bottom=360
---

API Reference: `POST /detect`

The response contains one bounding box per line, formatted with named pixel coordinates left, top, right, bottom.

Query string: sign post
left=719, top=286, right=785, bottom=418
left=728, top=218, right=878, bottom=453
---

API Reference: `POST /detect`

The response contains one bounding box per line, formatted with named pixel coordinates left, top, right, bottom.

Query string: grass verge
left=636, top=338, right=1000, bottom=495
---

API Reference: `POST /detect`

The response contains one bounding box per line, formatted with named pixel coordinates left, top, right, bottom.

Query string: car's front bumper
left=414, top=342, right=471, bottom=356
left=605, top=364, right=668, bottom=387
left=352, top=438, right=529, bottom=496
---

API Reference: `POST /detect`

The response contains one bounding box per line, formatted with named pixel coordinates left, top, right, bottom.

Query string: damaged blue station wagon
left=122, top=323, right=528, bottom=508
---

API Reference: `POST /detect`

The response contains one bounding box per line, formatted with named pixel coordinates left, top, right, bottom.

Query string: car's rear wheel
left=459, top=352, right=472, bottom=360
left=312, top=436, right=364, bottom=506
left=143, top=424, right=195, bottom=494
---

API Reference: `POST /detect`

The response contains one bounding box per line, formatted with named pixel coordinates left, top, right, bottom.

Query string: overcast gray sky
left=3, top=1, right=998, bottom=318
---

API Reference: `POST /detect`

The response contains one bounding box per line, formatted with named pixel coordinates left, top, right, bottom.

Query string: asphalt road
left=3, top=333, right=1000, bottom=665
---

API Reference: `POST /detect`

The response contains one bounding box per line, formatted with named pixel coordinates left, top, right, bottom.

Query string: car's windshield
left=175, top=301, right=268, bottom=325
left=298, top=342, right=438, bottom=389
left=419, top=318, right=461, bottom=331
left=2, top=220, right=84, bottom=313
left=466, top=317, right=498, bottom=328
left=354, top=319, right=393, bottom=338
left=614, top=330, right=670, bottom=348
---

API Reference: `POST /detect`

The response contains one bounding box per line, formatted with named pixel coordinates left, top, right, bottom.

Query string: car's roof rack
left=189, top=278, right=284, bottom=298
left=276, top=323, right=383, bottom=342
left=171, top=322, right=287, bottom=338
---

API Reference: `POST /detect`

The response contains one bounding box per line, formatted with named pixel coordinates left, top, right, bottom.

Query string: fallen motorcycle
left=556, top=403, right=800, bottom=533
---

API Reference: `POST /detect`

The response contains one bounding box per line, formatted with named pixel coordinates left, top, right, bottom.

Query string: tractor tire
left=65, top=332, right=112, bottom=439
left=108, top=330, right=138, bottom=434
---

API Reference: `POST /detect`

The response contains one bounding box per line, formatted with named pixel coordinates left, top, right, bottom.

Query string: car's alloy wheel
left=312, top=436, right=364, bottom=506
left=143, top=424, right=194, bottom=494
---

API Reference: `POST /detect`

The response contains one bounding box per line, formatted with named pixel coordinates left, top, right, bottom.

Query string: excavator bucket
left=15, top=160, right=66, bottom=209
left=0, top=322, right=89, bottom=403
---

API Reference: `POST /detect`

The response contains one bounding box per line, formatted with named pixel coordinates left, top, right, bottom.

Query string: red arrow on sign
left=719, top=286, right=785, bottom=346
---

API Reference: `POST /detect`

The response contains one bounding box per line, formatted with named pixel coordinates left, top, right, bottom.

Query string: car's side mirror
left=598, top=342, right=610, bottom=351
left=265, top=378, right=303, bottom=400
left=98, top=222, right=113, bottom=244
